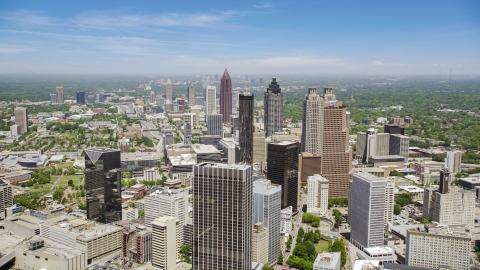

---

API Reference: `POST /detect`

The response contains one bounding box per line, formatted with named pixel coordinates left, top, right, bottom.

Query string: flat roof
left=0, top=229, right=25, bottom=254
left=314, top=252, right=340, bottom=267
left=21, top=236, right=84, bottom=258
left=398, top=185, right=424, bottom=193
left=76, top=224, right=122, bottom=241
left=364, top=246, right=394, bottom=256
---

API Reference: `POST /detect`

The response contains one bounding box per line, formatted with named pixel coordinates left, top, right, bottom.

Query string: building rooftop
left=459, top=177, right=480, bottom=184
left=354, top=172, right=384, bottom=182
left=76, top=224, right=122, bottom=241
left=313, top=252, right=340, bottom=267
left=196, top=162, right=251, bottom=170
left=353, top=260, right=381, bottom=270
left=20, top=236, right=84, bottom=259
left=398, top=185, right=424, bottom=193
left=0, top=229, right=25, bottom=255
left=363, top=246, right=394, bottom=256
left=170, top=154, right=197, bottom=166
left=407, top=224, right=472, bottom=239
left=190, top=144, right=221, bottom=154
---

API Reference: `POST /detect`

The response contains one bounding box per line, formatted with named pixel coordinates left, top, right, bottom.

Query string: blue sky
left=0, top=0, right=479, bottom=75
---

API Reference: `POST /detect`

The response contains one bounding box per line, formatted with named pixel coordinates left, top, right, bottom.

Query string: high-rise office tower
left=253, top=178, right=281, bottom=265
left=253, top=131, right=268, bottom=163
left=144, top=190, right=188, bottom=227
left=152, top=216, right=182, bottom=270
left=355, top=129, right=389, bottom=163
left=320, top=87, right=352, bottom=198
left=206, top=114, right=223, bottom=136
left=301, top=87, right=324, bottom=154
left=385, top=179, right=395, bottom=225
left=187, top=83, right=195, bottom=105
left=55, top=86, right=64, bottom=104
left=264, top=77, right=283, bottom=137
left=445, top=150, right=462, bottom=174
left=384, top=124, right=405, bottom=135
left=0, top=180, right=13, bottom=219
left=84, top=147, right=122, bottom=223
left=14, top=107, right=28, bottom=134
left=307, top=174, right=329, bottom=216
left=423, top=169, right=475, bottom=227
left=389, top=134, right=409, bottom=161
left=239, top=92, right=254, bottom=164
left=184, top=122, right=192, bottom=144
left=166, top=78, right=172, bottom=101
left=50, top=93, right=57, bottom=104
left=252, top=222, right=269, bottom=265
left=349, top=172, right=386, bottom=251
left=76, top=91, right=86, bottom=104
left=149, top=91, right=155, bottom=104
left=205, top=86, right=217, bottom=115
left=193, top=163, right=253, bottom=269
left=267, top=141, right=299, bottom=212
left=220, top=68, right=232, bottom=125
left=405, top=225, right=471, bottom=270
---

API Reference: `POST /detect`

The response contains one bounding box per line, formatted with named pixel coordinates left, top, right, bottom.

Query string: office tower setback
left=384, top=124, right=405, bottom=135
left=444, top=150, right=462, bottom=174
left=187, top=83, right=195, bottom=105
left=14, top=107, right=28, bottom=134
left=267, top=141, right=299, bottom=211
left=144, top=190, right=188, bottom=227
left=350, top=172, right=386, bottom=251
left=301, top=87, right=324, bottom=154
left=76, top=91, right=86, bottom=104
left=206, top=114, right=223, bottom=136
left=166, top=78, right=172, bottom=101
left=220, top=68, right=232, bottom=124
left=264, top=77, right=283, bottom=137
left=205, top=86, right=217, bottom=115
left=239, top=92, right=254, bottom=164
left=307, top=174, right=329, bottom=216
left=406, top=225, right=471, bottom=270
left=84, top=147, right=122, bottom=223
left=321, top=87, right=352, bottom=197
left=355, top=129, right=389, bottom=162
left=253, top=178, right=281, bottom=265
left=152, top=216, right=182, bottom=270
left=389, top=134, right=409, bottom=160
left=252, top=222, right=269, bottom=265
left=423, top=169, right=475, bottom=227
left=193, top=163, right=253, bottom=270
left=55, top=86, right=64, bottom=104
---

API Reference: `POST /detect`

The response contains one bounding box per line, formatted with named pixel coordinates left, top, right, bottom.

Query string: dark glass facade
left=239, top=92, right=254, bottom=164
left=264, top=77, right=283, bottom=137
left=84, top=147, right=122, bottom=223
left=76, top=91, right=86, bottom=104
left=267, top=141, right=299, bottom=212
left=220, top=68, right=232, bottom=125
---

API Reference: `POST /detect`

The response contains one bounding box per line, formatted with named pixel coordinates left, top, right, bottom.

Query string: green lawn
left=315, top=240, right=330, bottom=253
left=58, top=175, right=84, bottom=187
left=56, top=162, right=74, bottom=169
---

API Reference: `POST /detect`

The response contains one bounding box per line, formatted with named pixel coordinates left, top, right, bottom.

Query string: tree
left=68, top=179, right=74, bottom=186
left=263, top=266, right=274, bottom=270
left=128, top=202, right=136, bottom=208
left=138, top=209, right=145, bottom=217
left=277, top=253, right=284, bottom=265
left=394, top=204, right=402, bottom=215
left=329, top=239, right=347, bottom=267
left=286, top=241, right=291, bottom=251
left=420, top=217, right=429, bottom=224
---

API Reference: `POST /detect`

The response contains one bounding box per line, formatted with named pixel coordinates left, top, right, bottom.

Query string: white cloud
left=371, top=60, right=383, bottom=66
left=253, top=2, right=273, bottom=8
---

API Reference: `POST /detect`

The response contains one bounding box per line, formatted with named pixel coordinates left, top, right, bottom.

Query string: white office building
left=307, top=174, right=329, bottom=216
left=313, top=252, right=341, bottom=270
left=152, top=216, right=182, bottom=270
left=280, top=206, right=293, bottom=235
left=350, top=172, right=386, bottom=251
left=252, top=222, right=269, bottom=265
left=444, top=150, right=462, bottom=174
left=205, top=86, right=217, bottom=114
left=253, top=178, right=281, bottom=265
left=144, top=189, right=188, bottom=227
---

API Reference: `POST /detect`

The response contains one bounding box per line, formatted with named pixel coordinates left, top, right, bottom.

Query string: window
left=35, top=256, right=40, bottom=259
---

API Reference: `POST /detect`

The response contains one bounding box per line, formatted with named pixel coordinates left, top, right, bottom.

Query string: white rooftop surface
left=170, top=154, right=197, bottom=165
left=191, top=144, right=220, bottom=154
left=0, top=229, right=25, bottom=254
left=23, top=236, right=84, bottom=258
left=271, top=140, right=296, bottom=145
left=353, top=260, right=380, bottom=270
left=76, top=224, right=121, bottom=241
left=364, top=246, right=393, bottom=256
left=398, top=185, right=424, bottom=193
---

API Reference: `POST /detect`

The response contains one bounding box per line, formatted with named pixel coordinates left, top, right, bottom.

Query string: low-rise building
left=281, top=206, right=293, bottom=235
left=252, top=222, right=268, bottom=265
left=15, top=237, right=87, bottom=270
left=313, top=252, right=341, bottom=270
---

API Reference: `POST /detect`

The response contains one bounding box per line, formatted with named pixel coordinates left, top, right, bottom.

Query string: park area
left=315, top=240, right=330, bottom=253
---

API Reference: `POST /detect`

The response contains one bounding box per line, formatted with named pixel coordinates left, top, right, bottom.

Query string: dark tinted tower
left=239, top=92, right=254, bottom=164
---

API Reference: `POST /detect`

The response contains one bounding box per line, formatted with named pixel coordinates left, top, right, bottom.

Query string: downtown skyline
left=0, top=0, right=479, bottom=75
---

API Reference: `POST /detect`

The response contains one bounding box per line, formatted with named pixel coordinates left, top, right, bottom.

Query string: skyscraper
left=301, top=87, right=324, bottom=154
left=444, top=150, right=462, bottom=174
left=267, top=141, right=299, bottom=211
left=193, top=163, right=253, bottom=269
left=14, top=107, right=28, bottom=134
left=220, top=68, right=232, bottom=125
left=307, top=174, right=329, bottom=216
left=239, top=92, right=254, bottom=164
left=76, top=91, right=86, bottom=104
left=253, top=178, right=281, bottom=265
left=349, top=172, right=386, bottom=251
left=206, top=114, right=223, bottom=136
left=187, top=83, right=195, bottom=105
left=264, top=77, right=283, bottom=137
left=321, top=87, right=352, bottom=198
left=55, top=86, right=64, bottom=104
left=389, top=134, right=409, bottom=161
left=152, top=216, right=182, bottom=269
left=84, top=147, right=122, bottom=223
left=166, top=78, right=172, bottom=101
left=149, top=91, right=155, bottom=104
left=205, top=86, right=217, bottom=115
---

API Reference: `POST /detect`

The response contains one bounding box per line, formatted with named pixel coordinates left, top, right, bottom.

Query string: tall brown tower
left=220, top=68, right=232, bottom=125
